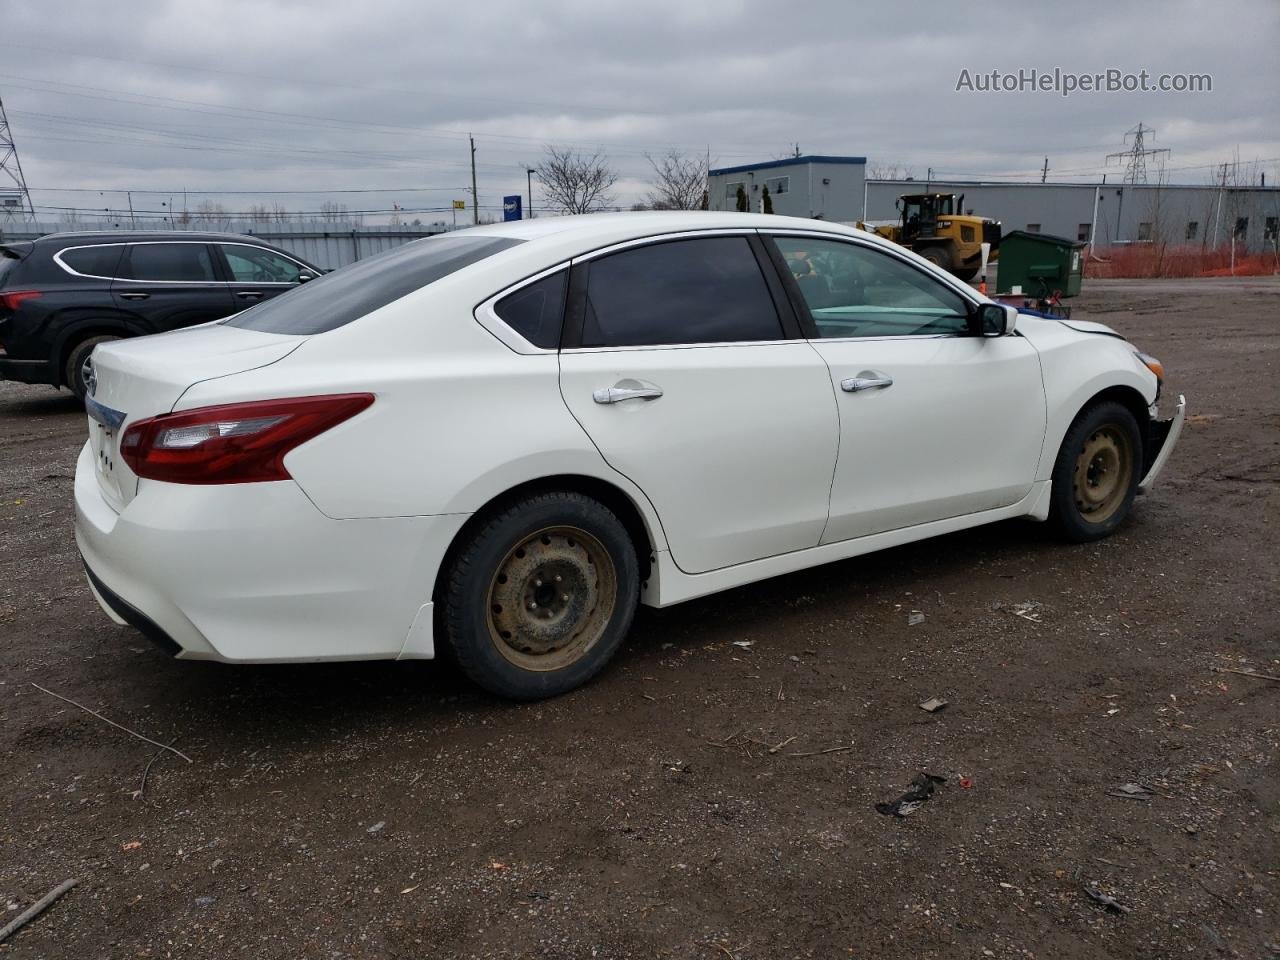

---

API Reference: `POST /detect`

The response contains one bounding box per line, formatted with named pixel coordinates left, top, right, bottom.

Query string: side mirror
left=297, top=271, right=318, bottom=283
left=974, top=302, right=1018, bottom=337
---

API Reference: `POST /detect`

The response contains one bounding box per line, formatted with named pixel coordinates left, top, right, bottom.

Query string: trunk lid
left=85, top=323, right=303, bottom=511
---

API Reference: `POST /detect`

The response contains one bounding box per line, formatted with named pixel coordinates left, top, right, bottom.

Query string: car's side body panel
left=811, top=334, right=1046, bottom=542
left=1014, top=314, right=1159, bottom=480
left=560, top=341, right=838, bottom=574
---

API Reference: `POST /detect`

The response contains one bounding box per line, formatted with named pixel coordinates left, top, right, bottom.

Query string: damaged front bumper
left=1138, top=394, right=1186, bottom=494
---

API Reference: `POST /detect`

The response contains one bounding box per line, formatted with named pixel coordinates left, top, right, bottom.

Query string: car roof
left=35, top=230, right=288, bottom=245
left=465, top=210, right=889, bottom=253
left=460, top=211, right=901, bottom=263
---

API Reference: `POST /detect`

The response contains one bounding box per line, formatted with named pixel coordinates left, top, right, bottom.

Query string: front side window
left=773, top=236, right=971, bottom=338
left=226, top=234, right=521, bottom=335
left=494, top=270, right=567, bottom=349
left=59, top=245, right=125, bottom=279
left=121, top=243, right=216, bottom=282
left=580, top=237, right=783, bottom=348
left=222, top=245, right=305, bottom=283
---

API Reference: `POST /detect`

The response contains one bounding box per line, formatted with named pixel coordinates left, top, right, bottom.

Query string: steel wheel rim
left=1072, top=425, right=1133, bottom=523
left=485, top=525, right=617, bottom=672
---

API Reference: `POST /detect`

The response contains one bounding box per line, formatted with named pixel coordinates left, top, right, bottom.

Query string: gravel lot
left=1, top=277, right=1277, bottom=959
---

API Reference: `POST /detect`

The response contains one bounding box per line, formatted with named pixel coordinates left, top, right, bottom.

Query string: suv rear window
left=59, top=245, right=125, bottom=279
left=226, top=235, right=522, bottom=335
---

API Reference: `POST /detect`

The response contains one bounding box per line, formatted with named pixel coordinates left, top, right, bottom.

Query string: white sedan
left=74, top=212, right=1185, bottom=699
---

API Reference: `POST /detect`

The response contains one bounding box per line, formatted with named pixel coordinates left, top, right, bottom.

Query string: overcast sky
left=2, top=0, right=1277, bottom=223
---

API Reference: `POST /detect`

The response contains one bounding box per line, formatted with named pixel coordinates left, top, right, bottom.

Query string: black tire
left=440, top=491, right=640, bottom=700
left=1047, top=401, right=1143, bottom=543
left=918, top=245, right=954, bottom=272
left=954, top=267, right=979, bottom=282
left=64, top=334, right=121, bottom=400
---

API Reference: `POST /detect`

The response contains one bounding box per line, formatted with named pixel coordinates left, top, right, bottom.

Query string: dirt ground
left=1, top=277, right=1277, bottom=959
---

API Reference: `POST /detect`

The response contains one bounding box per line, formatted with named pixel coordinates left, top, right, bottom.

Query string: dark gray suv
left=0, top=231, right=322, bottom=398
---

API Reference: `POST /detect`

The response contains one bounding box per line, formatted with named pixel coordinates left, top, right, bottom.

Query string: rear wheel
left=1048, top=401, right=1142, bottom=542
left=440, top=491, right=639, bottom=700
left=918, top=245, right=954, bottom=272
left=954, top=267, right=979, bottom=282
left=64, top=334, right=121, bottom=400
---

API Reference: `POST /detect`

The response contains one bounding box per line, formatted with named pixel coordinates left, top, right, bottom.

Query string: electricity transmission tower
left=1106, top=123, right=1170, bottom=184
left=0, top=94, right=36, bottom=221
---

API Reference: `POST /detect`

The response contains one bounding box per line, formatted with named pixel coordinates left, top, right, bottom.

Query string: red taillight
left=0, top=290, right=42, bottom=311
left=120, top=394, right=374, bottom=484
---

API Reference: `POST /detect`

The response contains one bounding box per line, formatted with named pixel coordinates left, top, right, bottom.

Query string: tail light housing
left=120, top=394, right=374, bottom=484
left=0, top=290, right=42, bottom=311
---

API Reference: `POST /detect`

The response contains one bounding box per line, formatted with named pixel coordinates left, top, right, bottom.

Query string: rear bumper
left=0, top=355, right=55, bottom=386
left=73, top=441, right=468, bottom=662
left=1138, top=394, right=1186, bottom=494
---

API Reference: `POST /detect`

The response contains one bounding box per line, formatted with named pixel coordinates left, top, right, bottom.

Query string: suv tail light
left=0, top=290, right=42, bottom=311
left=120, top=394, right=374, bottom=484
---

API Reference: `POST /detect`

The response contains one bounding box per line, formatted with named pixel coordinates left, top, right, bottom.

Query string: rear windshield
left=224, top=234, right=522, bottom=335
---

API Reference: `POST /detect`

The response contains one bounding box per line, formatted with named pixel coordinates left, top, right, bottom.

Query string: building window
left=1234, top=217, right=1249, bottom=239
left=1185, top=221, right=1199, bottom=241
left=725, top=181, right=745, bottom=203
left=764, top=175, right=790, bottom=196
left=1025, top=223, right=1041, bottom=233
left=1136, top=222, right=1152, bottom=241
left=1265, top=217, right=1278, bottom=241
left=1077, top=223, right=1091, bottom=242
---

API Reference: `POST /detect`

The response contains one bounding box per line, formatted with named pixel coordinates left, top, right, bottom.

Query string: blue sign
left=503, top=195, right=523, bottom=221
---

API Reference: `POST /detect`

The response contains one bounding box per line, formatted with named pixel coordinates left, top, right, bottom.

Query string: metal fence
left=0, top=220, right=447, bottom=269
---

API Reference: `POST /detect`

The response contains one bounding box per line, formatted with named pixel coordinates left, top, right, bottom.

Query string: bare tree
left=319, top=200, right=349, bottom=221
left=644, top=148, right=710, bottom=211
left=247, top=203, right=272, bottom=224
left=270, top=202, right=292, bottom=224
left=193, top=200, right=232, bottom=230
left=868, top=160, right=915, bottom=180
left=536, top=145, right=618, bottom=215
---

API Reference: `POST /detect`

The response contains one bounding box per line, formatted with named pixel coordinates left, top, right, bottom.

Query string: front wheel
left=918, top=244, right=954, bottom=272
left=440, top=491, right=640, bottom=700
left=1048, top=401, right=1142, bottom=542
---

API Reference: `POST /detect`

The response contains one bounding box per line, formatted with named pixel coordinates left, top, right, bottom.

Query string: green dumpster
left=995, top=230, right=1085, bottom=298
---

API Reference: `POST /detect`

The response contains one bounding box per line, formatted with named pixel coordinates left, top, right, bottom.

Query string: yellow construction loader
left=860, top=193, right=1001, bottom=281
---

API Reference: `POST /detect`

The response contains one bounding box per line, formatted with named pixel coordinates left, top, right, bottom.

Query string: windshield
left=224, top=234, right=522, bottom=335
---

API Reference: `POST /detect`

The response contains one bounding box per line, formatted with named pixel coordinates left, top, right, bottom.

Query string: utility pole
left=0, top=93, right=36, bottom=221
left=1106, top=122, right=1169, bottom=184
left=793, top=143, right=800, bottom=158
left=126, top=191, right=136, bottom=229
left=926, top=167, right=933, bottom=192
left=1041, top=157, right=1049, bottom=183
left=469, top=134, right=479, bottom=225
left=526, top=167, right=535, bottom=219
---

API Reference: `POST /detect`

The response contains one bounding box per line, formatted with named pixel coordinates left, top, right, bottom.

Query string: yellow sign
left=453, top=200, right=466, bottom=210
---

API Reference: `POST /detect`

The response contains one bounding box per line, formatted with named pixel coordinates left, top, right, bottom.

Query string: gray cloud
left=2, top=0, right=1276, bottom=221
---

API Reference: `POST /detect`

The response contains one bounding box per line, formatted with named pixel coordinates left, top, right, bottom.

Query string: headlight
left=1134, top=350, right=1165, bottom=382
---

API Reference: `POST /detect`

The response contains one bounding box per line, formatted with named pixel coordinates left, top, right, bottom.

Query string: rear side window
left=226, top=234, right=522, bottom=335
left=0, top=252, right=20, bottom=287
left=121, top=243, right=217, bottom=282
left=494, top=270, right=567, bottom=348
left=59, top=245, right=125, bottom=279
left=580, top=237, right=783, bottom=348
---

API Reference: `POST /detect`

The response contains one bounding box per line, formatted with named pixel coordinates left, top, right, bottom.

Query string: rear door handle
left=119, top=292, right=150, bottom=301
left=593, top=384, right=663, bottom=404
left=235, top=291, right=265, bottom=300
left=841, top=375, right=894, bottom=392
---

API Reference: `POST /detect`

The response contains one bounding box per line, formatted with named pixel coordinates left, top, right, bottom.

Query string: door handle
left=119, top=292, right=150, bottom=301
left=593, top=384, right=663, bottom=404
left=235, top=291, right=265, bottom=300
left=840, top=375, right=894, bottom=392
